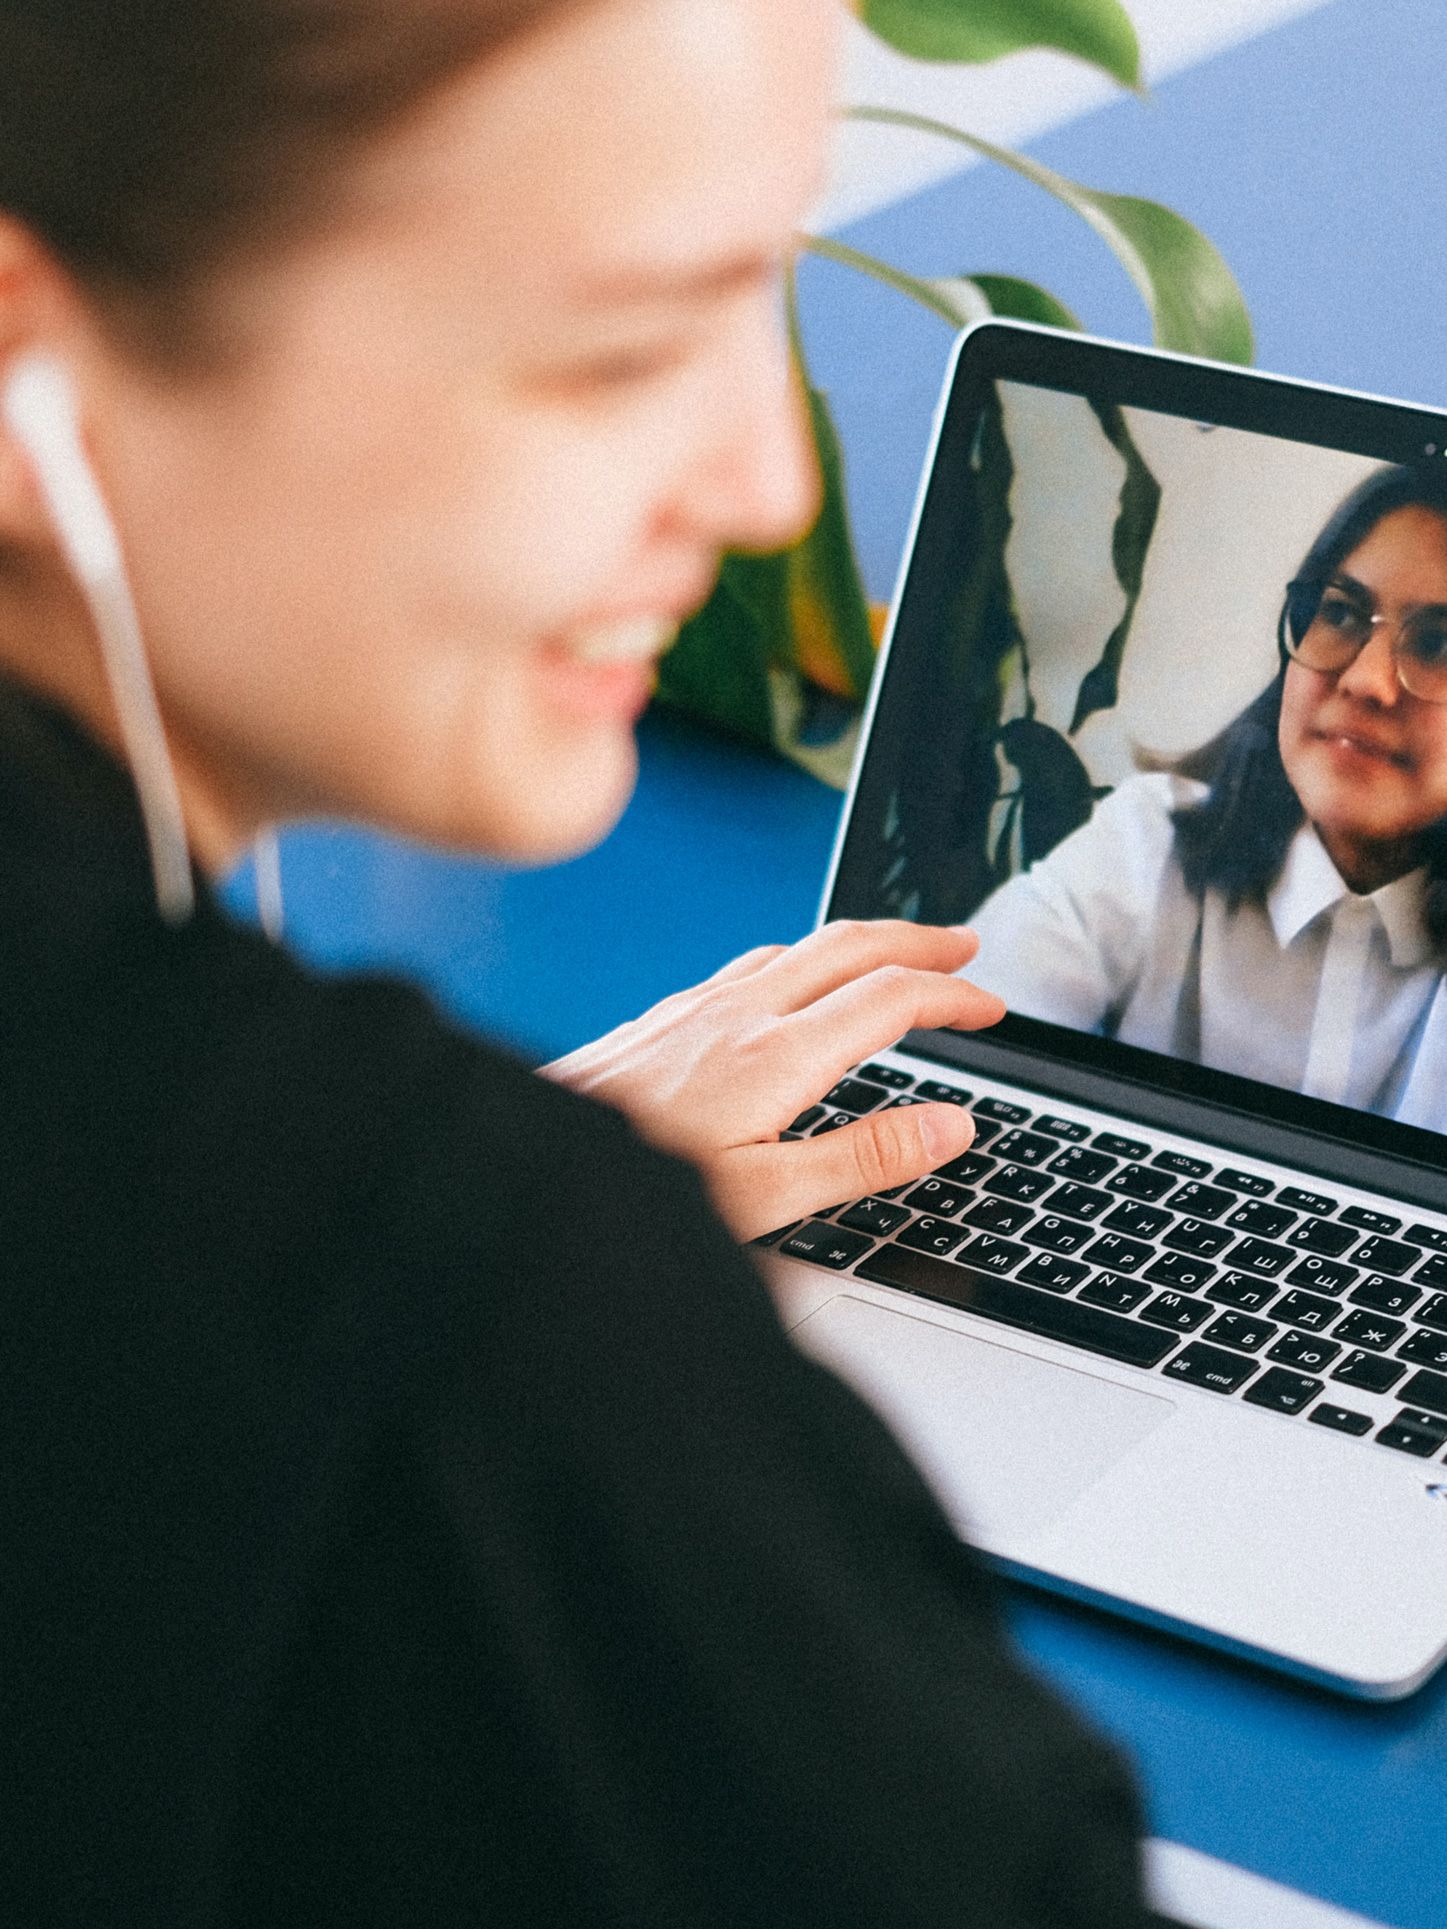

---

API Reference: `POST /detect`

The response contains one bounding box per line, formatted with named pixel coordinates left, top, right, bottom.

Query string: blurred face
left=13, top=0, right=835, bottom=867
left=1278, top=504, right=1447, bottom=891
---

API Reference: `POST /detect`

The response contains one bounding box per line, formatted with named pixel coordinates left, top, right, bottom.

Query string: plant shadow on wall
left=653, top=0, right=1253, bottom=895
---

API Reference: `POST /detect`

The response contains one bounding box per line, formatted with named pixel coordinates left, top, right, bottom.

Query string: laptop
left=762, top=320, right=1447, bottom=1701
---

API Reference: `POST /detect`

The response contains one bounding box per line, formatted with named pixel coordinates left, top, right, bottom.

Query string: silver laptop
left=763, top=321, right=1447, bottom=1700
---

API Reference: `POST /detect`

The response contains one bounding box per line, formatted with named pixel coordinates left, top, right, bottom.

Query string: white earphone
left=3, top=350, right=197, bottom=923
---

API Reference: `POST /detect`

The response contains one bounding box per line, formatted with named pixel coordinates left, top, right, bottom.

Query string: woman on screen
left=969, top=462, right=1447, bottom=1128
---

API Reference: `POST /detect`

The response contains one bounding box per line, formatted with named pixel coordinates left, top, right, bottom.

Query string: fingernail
left=921, top=1104, right=975, bottom=1161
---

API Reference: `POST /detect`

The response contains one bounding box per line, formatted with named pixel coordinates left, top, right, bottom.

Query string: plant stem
left=799, top=233, right=965, bottom=329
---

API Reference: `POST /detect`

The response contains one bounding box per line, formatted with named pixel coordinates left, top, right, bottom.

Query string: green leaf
left=1068, top=401, right=1161, bottom=732
left=960, top=274, right=1081, bottom=332
left=860, top=0, right=1141, bottom=90
left=847, top=107, right=1255, bottom=365
left=997, top=717, right=1097, bottom=863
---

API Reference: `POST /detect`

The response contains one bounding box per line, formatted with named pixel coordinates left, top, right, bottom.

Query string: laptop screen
left=826, top=325, right=1447, bottom=1162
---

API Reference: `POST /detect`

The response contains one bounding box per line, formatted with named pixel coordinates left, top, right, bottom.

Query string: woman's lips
left=1313, top=724, right=1412, bottom=769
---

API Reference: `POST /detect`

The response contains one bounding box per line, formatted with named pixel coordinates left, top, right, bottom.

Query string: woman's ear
left=0, top=220, right=81, bottom=555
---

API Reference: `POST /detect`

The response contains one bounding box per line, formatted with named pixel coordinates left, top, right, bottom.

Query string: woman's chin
left=489, top=724, right=640, bottom=867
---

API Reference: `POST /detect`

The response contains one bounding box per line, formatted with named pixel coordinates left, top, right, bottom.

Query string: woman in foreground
left=0, top=0, right=1148, bottom=1921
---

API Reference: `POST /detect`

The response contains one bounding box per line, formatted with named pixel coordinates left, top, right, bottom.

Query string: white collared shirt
left=967, top=772, right=1447, bottom=1130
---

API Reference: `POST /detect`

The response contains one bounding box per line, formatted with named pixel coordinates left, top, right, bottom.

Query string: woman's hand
left=542, top=920, right=1006, bottom=1243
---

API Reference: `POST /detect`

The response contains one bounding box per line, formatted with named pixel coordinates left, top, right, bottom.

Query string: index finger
left=743, top=919, right=982, bottom=1016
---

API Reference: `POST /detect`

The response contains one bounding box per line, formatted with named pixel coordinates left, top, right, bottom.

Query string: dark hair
left=1172, top=461, right=1447, bottom=950
left=0, top=0, right=584, bottom=360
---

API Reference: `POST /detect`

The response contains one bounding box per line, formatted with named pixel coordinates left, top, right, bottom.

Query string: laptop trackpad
left=794, top=1294, right=1175, bottom=1547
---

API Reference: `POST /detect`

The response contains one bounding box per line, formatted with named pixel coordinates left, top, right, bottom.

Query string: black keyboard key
left=992, top=1129, right=1059, bottom=1167
left=1243, top=1368, right=1322, bottom=1414
left=1078, top=1271, right=1149, bottom=1313
left=886, top=1093, right=928, bottom=1108
left=955, top=1232, right=1028, bottom=1274
left=787, top=1104, right=826, bottom=1134
left=1230, top=1237, right=1295, bottom=1279
left=1206, top=1272, right=1279, bottom=1313
left=974, top=1097, right=1030, bottom=1124
left=780, top=1222, right=873, bottom=1269
left=964, top=1115, right=1001, bottom=1143
left=961, top=1196, right=1035, bottom=1236
left=1333, top=1309, right=1406, bottom=1352
left=1164, top=1342, right=1258, bottom=1394
left=1140, top=1290, right=1212, bottom=1332
left=811, top=1110, right=854, bottom=1135
left=895, top=1217, right=968, bottom=1259
left=1415, top=1254, right=1447, bottom=1290
left=1340, top=1205, right=1400, bottom=1235
left=1203, top=1311, right=1278, bottom=1353
left=858, top=1062, right=913, bottom=1089
left=1309, top=1404, right=1373, bottom=1436
left=1398, top=1368, right=1447, bottom=1416
left=1351, top=1236, right=1422, bottom=1277
left=1048, top=1182, right=1114, bottom=1224
left=1151, top=1149, right=1212, bottom=1178
left=1416, top=1294, right=1447, bottom=1333
left=1216, top=1168, right=1274, bottom=1198
left=1348, top=1275, right=1420, bottom=1317
left=1105, top=1163, right=1177, bottom=1202
left=853, top=1249, right=1176, bottom=1366
left=1278, top=1187, right=1338, bottom=1216
left=1094, top=1131, right=1150, bottom=1160
left=1268, top=1330, right=1341, bottom=1373
left=1399, top=1331, right=1447, bottom=1372
left=823, top=1076, right=889, bottom=1114
left=1332, top=1352, right=1407, bottom=1395
left=1398, top=1407, right=1447, bottom=1436
left=1284, top=1255, right=1357, bottom=1296
left=1022, top=1214, right=1094, bottom=1256
left=1271, top=1289, right=1340, bottom=1333
left=1144, top=1253, right=1218, bottom=1294
left=1407, top=1223, right=1447, bottom=1254
left=1082, top=1232, right=1154, bottom=1273
left=984, top=1165, right=1055, bottom=1203
left=1377, top=1421, right=1443, bottom=1457
left=1224, top=1200, right=1296, bottom=1239
left=914, top=1080, right=972, bottom=1105
left=1034, top=1114, right=1091, bottom=1142
left=903, top=1178, right=971, bottom=1218
left=837, top=1198, right=910, bottom=1237
left=935, top=1150, right=996, bottom=1186
left=1167, top=1182, right=1238, bottom=1220
left=1047, top=1146, right=1117, bottom=1184
left=1162, top=1219, right=1235, bottom=1259
left=1286, top=1218, right=1358, bottom=1257
left=1102, top=1201, right=1172, bottom=1240
left=1017, top=1252, right=1089, bottom=1294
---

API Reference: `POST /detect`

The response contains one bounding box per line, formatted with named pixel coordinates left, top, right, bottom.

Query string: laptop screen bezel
left=822, top=321, right=1447, bottom=1185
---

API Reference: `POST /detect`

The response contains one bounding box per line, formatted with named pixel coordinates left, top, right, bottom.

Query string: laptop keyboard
left=760, top=1059, right=1447, bottom=1462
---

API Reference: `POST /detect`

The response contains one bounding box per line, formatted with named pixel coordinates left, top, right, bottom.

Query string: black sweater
left=0, top=682, right=1150, bottom=1926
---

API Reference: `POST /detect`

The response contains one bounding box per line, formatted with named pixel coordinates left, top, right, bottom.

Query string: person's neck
left=1315, top=821, right=1420, bottom=896
left=0, top=561, right=248, bottom=875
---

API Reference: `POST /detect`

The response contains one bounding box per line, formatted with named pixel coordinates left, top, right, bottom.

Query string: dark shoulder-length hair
left=1171, top=461, right=1447, bottom=951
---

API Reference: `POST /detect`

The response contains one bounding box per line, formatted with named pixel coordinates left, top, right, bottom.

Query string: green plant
left=653, top=0, right=1253, bottom=789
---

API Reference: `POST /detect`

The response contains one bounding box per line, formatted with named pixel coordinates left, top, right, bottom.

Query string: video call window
left=852, top=381, right=1447, bottom=1133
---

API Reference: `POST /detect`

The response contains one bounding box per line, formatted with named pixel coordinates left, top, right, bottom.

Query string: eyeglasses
left=1281, top=576, right=1447, bottom=704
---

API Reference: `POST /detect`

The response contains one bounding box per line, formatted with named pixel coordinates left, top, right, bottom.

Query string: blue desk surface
left=232, top=3, right=1447, bottom=1920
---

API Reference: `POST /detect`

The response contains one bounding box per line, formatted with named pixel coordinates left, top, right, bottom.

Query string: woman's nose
left=675, top=314, right=823, bottom=555
left=1337, top=621, right=1402, bottom=704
